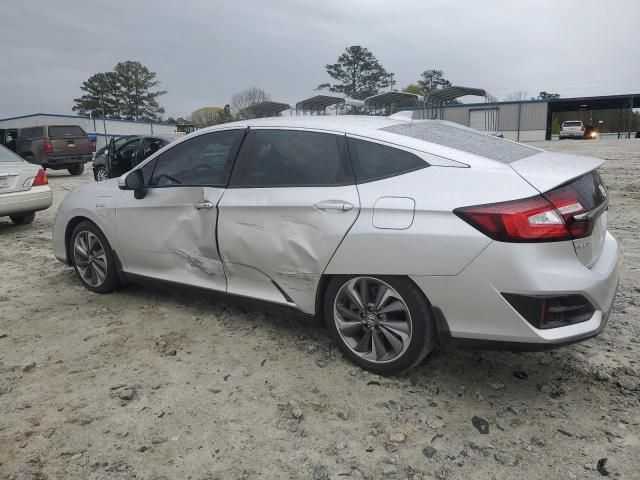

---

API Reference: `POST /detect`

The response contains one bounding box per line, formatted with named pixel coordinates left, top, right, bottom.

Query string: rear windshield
left=381, top=121, right=540, bottom=164
left=48, top=125, right=86, bottom=138
left=0, top=145, right=24, bottom=163
left=562, top=121, right=582, bottom=127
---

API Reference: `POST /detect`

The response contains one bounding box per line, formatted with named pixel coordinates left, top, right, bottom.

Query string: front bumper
left=412, top=231, right=619, bottom=346
left=0, top=185, right=53, bottom=216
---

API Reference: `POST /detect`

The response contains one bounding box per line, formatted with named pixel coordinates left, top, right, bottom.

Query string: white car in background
left=52, top=117, right=618, bottom=374
left=0, top=145, right=52, bottom=225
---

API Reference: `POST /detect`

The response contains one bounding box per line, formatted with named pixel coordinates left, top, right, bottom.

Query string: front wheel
left=324, top=275, right=435, bottom=375
left=94, top=166, right=108, bottom=182
left=68, top=163, right=85, bottom=176
left=70, top=221, right=120, bottom=293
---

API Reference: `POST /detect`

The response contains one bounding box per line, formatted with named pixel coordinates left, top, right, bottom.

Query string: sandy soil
left=1, top=139, right=639, bottom=480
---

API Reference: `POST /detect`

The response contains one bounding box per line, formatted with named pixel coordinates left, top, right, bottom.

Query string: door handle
left=194, top=201, right=214, bottom=210
left=314, top=200, right=354, bottom=212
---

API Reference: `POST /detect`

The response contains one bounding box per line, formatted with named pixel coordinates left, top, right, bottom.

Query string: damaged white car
left=52, top=116, right=618, bottom=374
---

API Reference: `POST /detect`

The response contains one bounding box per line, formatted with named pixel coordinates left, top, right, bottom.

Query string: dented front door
left=115, top=186, right=226, bottom=291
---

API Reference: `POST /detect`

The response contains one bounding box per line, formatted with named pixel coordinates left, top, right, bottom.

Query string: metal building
left=0, top=113, right=177, bottom=149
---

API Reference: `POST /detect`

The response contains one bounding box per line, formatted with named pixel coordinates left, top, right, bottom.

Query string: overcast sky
left=1, top=0, right=638, bottom=119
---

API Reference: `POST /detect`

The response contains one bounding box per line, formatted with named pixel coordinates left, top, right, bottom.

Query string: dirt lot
left=1, top=139, right=639, bottom=480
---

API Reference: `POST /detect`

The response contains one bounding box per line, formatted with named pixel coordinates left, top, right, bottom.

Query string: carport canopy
left=244, top=101, right=291, bottom=118
left=424, top=86, right=493, bottom=105
left=547, top=94, right=639, bottom=112
left=364, top=92, right=420, bottom=109
left=295, top=95, right=345, bottom=114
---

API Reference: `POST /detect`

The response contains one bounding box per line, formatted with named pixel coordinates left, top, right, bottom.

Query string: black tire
left=324, top=275, right=435, bottom=375
left=68, top=163, right=85, bottom=176
left=10, top=212, right=35, bottom=225
left=70, top=221, right=120, bottom=293
left=94, top=166, right=108, bottom=182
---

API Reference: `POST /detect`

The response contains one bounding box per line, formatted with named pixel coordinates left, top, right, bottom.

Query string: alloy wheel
left=73, top=231, right=108, bottom=287
left=96, top=168, right=108, bottom=181
left=333, top=277, right=412, bottom=364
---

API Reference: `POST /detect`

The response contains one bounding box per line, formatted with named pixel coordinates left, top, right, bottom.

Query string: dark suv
left=93, top=135, right=176, bottom=181
left=16, top=125, right=92, bottom=175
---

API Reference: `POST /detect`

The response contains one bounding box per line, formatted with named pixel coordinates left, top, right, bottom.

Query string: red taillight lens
left=43, top=138, right=54, bottom=154
left=454, top=185, right=592, bottom=243
left=33, top=168, right=48, bottom=186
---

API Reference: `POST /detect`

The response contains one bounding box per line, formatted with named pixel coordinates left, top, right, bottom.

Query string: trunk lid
left=0, top=160, right=40, bottom=194
left=48, top=125, right=90, bottom=157
left=510, top=151, right=608, bottom=268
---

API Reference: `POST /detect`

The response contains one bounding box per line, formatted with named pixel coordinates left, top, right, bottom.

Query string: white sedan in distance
left=52, top=116, right=618, bottom=374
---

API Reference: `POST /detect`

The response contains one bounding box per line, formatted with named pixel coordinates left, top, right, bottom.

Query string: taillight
left=454, top=185, right=592, bottom=243
left=43, top=138, right=54, bottom=154
left=33, top=168, right=48, bottom=186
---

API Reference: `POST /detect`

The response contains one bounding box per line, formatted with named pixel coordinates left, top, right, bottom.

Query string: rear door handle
left=195, top=201, right=214, bottom=210
left=314, top=200, right=354, bottom=212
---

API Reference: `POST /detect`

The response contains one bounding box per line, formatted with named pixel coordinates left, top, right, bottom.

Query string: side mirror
left=119, top=169, right=147, bottom=199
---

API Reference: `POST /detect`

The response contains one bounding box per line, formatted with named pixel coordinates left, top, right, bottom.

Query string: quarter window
left=149, top=130, right=242, bottom=187
left=347, top=138, right=427, bottom=183
left=229, top=129, right=352, bottom=188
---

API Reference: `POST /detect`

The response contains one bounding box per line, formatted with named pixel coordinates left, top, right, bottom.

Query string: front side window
left=347, top=138, right=427, bottom=183
left=229, top=129, right=352, bottom=188
left=149, top=130, right=242, bottom=187
left=117, top=139, right=141, bottom=162
left=140, top=138, right=167, bottom=160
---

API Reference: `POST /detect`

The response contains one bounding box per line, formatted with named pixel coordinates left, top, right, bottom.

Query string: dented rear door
left=217, top=128, right=359, bottom=314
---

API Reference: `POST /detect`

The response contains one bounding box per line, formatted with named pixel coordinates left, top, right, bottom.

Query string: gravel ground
left=1, top=139, right=638, bottom=480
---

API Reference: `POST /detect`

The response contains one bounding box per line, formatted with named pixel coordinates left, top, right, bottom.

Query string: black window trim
left=345, top=134, right=430, bottom=184
left=141, top=127, right=248, bottom=190
left=226, top=127, right=355, bottom=189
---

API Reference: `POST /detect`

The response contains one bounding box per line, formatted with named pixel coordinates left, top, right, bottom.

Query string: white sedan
left=52, top=116, right=618, bottom=374
left=0, top=145, right=52, bottom=225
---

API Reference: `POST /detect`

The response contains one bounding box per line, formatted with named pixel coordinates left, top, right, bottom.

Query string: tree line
left=72, top=49, right=561, bottom=128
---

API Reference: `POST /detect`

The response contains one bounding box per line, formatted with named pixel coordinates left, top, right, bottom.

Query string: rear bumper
left=41, top=154, right=92, bottom=168
left=0, top=185, right=53, bottom=216
left=412, top=231, right=619, bottom=347
left=559, top=132, right=585, bottom=139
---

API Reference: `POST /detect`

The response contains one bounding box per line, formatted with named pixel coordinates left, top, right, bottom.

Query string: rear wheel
left=324, top=275, right=435, bottom=375
left=94, top=166, right=108, bottom=182
left=70, top=221, right=120, bottom=293
left=10, top=212, right=35, bottom=225
left=68, top=163, right=84, bottom=176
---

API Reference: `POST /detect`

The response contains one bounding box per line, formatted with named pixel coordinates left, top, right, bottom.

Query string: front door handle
left=195, top=201, right=214, bottom=210
left=314, top=200, right=354, bottom=212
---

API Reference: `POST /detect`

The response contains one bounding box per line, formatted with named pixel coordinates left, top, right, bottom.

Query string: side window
left=347, top=138, right=427, bottom=183
left=117, top=139, right=141, bottom=162
left=149, top=130, right=242, bottom=187
left=229, top=130, right=352, bottom=188
left=32, top=127, right=44, bottom=138
left=140, top=137, right=165, bottom=160
left=19, top=128, right=32, bottom=140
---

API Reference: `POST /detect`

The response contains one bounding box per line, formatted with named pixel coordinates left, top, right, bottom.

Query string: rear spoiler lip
left=509, top=151, right=605, bottom=193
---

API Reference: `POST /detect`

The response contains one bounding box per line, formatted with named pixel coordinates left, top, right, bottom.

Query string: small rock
left=137, top=446, right=148, bottom=453
left=350, top=469, right=365, bottom=480
left=118, top=388, right=136, bottom=401
left=530, top=436, right=545, bottom=447
left=472, top=416, right=490, bottom=434
left=95, top=307, right=110, bottom=315
left=311, top=464, right=329, bottom=480
left=494, top=452, right=517, bottom=466
left=624, top=366, right=637, bottom=377
left=389, top=432, right=406, bottom=444
left=427, top=418, right=445, bottom=430
left=22, top=362, right=37, bottom=373
left=292, top=407, right=303, bottom=420
left=207, top=388, right=222, bottom=394
left=0, top=333, right=7, bottom=339
left=336, top=410, right=349, bottom=420
left=617, top=377, right=637, bottom=391
left=383, top=463, right=398, bottom=476
left=557, top=428, right=573, bottom=437
left=71, top=452, right=82, bottom=460
left=423, top=446, right=438, bottom=458
left=597, top=458, right=609, bottom=476
left=513, top=371, right=528, bottom=380
left=595, top=370, right=610, bottom=381
left=164, top=349, right=177, bottom=356
left=335, top=441, right=347, bottom=450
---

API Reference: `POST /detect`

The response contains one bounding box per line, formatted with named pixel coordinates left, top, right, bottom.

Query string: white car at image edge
left=52, top=116, right=618, bottom=375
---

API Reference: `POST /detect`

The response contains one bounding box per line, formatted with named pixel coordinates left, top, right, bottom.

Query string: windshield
left=382, top=120, right=540, bottom=164
left=0, top=145, right=24, bottom=163
left=563, top=121, right=582, bottom=127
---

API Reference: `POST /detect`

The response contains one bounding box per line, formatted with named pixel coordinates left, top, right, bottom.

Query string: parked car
left=16, top=125, right=92, bottom=175
left=0, top=128, right=18, bottom=152
left=0, top=144, right=52, bottom=225
left=559, top=120, right=596, bottom=139
left=93, top=135, right=176, bottom=181
left=52, top=117, right=618, bottom=374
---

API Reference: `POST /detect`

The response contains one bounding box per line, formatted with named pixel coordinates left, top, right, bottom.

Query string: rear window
left=562, top=121, right=582, bottom=127
left=569, top=170, right=607, bottom=209
left=48, top=125, right=86, bottom=138
left=381, top=121, right=540, bottom=164
left=0, top=145, right=24, bottom=163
